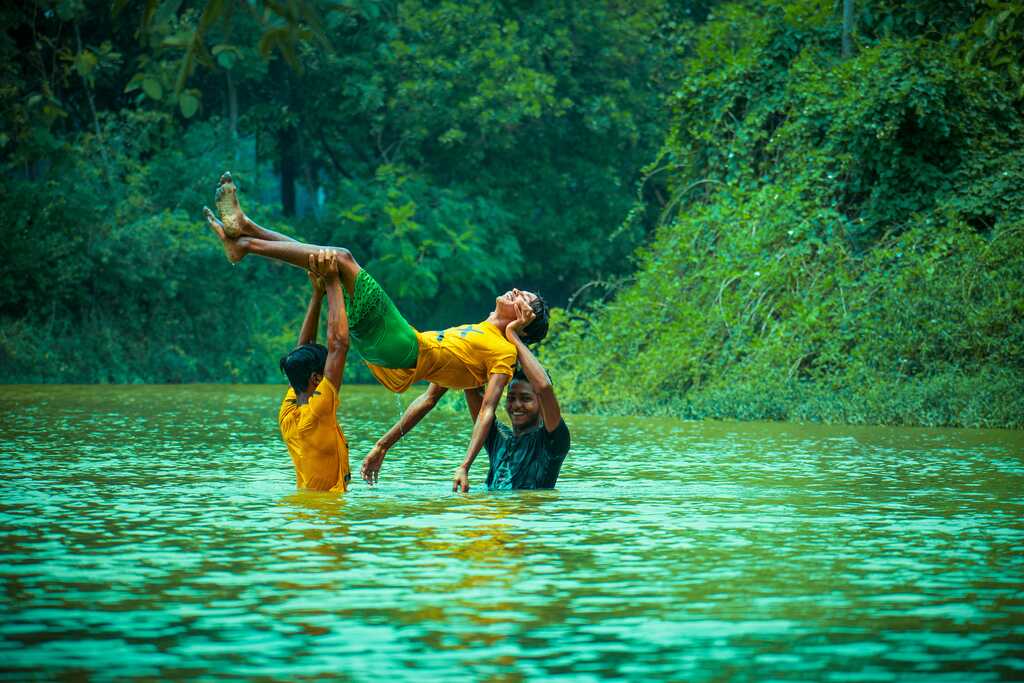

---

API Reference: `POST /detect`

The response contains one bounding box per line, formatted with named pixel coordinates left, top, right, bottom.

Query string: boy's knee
left=332, top=248, right=357, bottom=268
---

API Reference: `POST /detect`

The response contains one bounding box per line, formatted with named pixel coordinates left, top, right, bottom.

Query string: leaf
left=179, top=92, right=200, bottom=118
left=123, top=73, right=144, bottom=93
left=143, top=77, right=163, bottom=101
left=216, top=51, right=236, bottom=69
left=197, top=0, right=227, bottom=35
left=161, top=30, right=195, bottom=48
left=75, top=50, right=98, bottom=78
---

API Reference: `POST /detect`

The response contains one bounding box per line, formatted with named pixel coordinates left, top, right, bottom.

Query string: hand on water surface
left=452, top=465, right=470, bottom=493
left=361, top=444, right=387, bottom=485
left=505, top=300, right=536, bottom=342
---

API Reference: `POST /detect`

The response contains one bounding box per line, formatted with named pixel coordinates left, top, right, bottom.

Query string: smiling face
left=505, top=377, right=541, bottom=432
left=495, top=288, right=538, bottom=319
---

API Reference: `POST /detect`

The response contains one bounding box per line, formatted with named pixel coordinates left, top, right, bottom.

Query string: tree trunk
left=842, top=0, right=855, bottom=57
left=279, top=125, right=298, bottom=216
left=273, top=58, right=297, bottom=216
left=226, top=70, right=238, bottom=160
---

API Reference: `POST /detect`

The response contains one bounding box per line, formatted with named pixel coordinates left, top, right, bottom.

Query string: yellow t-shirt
left=368, top=320, right=517, bottom=392
left=278, top=377, right=351, bottom=492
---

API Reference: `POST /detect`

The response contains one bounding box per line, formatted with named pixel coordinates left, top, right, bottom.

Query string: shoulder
left=480, top=321, right=514, bottom=347
left=486, top=419, right=512, bottom=449
left=543, top=418, right=570, bottom=456
left=279, top=387, right=298, bottom=419
left=480, top=321, right=516, bottom=369
left=317, top=376, right=338, bottom=398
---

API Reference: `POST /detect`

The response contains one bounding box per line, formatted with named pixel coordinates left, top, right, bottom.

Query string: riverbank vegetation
left=2, top=1, right=1021, bottom=428
left=544, top=0, right=1024, bottom=428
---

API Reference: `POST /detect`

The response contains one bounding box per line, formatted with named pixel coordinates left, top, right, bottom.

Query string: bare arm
left=297, top=267, right=325, bottom=347
left=316, top=250, right=349, bottom=389
left=453, top=372, right=509, bottom=492
left=464, top=387, right=483, bottom=424
left=360, top=382, right=449, bottom=484
left=508, top=330, right=561, bottom=432
left=506, top=302, right=561, bottom=431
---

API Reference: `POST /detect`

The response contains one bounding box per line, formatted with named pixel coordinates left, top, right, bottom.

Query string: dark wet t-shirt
left=484, top=419, right=570, bottom=490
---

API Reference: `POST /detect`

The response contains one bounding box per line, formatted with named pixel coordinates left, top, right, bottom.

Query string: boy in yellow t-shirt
left=277, top=251, right=351, bottom=493
left=205, top=172, right=550, bottom=492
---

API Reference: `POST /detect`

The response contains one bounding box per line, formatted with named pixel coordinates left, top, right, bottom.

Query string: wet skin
left=506, top=379, right=541, bottom=434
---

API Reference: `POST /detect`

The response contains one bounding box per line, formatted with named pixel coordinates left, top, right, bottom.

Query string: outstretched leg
left=204, top=172, right=361, bottom=294
left=211, top=172, right=296, bottom=243
left=205, top=209, right=361, bottom=294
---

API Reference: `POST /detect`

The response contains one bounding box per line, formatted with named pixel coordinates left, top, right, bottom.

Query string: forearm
left=464, top=388, right=483, bottom=423
left=375, top=390, right=440, bottom=450
left=510, top=332, right=561, bottom=428
left=510, top=334, right=551, bottom=393
left=460, top=405, right=495, bottom=472
left=297, top=293, right=323, bottom=346
left=324, top=280, right=349, bottom=350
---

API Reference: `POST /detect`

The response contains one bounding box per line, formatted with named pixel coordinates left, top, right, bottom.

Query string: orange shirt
left=367, top=320, right=517, bottom=392
left=278, top=377, right=351, bottom=492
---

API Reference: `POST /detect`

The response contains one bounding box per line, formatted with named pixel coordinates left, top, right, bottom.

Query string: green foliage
left=0, top=0, right=695, bottom=384
left=322, top=164, right=520, bottom=322
left=545, top=0, right=1024, bottom=428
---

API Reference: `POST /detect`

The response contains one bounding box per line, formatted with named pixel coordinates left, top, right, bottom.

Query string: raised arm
left=453, top=372, right=510, bottom=492
left=361, top=382, right=449, bottom=484
left=314, top=250, right=349, bottom=389
left=297, top=265, right=325, bottom=347
left=506, top=302, right=561, bottom=431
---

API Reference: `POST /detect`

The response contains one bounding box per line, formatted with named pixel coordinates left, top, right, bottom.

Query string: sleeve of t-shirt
left=309, top=377, right=339, bottom=417
left=484, top=417, right=500, bottom=454
left=543, top=419, right=571, bottom=458
left=299, top=377, right=338, bottom=432
left=487, top=343, right=516, bottom=378
left=279, top=387, right=298, bottom=431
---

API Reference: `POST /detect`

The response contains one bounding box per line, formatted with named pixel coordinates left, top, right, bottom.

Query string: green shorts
left=344, top=270, right=419, bottom=369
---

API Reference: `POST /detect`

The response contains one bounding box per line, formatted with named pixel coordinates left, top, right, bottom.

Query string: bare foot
left=204, top=206, right=247, bottom=263
left=214, top=171, right=254, bottom=238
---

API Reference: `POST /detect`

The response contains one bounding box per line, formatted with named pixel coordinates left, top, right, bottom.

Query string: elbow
left=533, top=379, right=553, bottom=395
left=422, top=385, right=447, bottom=409
left=328, top=333, right=349, bottom=353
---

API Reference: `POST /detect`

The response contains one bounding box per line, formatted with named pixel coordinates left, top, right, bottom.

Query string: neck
left=513, top=418, right=541, bottom=436
left=486, top=310, right=512, bottom=331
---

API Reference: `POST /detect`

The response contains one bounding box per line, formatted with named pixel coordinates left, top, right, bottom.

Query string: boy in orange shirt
left=204, top=172, right=549, bottom=492
left=277, top=250, right=351, bottom=493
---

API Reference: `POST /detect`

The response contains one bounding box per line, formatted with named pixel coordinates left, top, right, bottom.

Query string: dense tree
left=0, top=0, right=704, bottom=382
left=544, top=0, right=1024, bottom=428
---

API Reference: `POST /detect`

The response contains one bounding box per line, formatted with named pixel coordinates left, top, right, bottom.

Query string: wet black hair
left=520, top=293, right=550, bottom=344
left=508, top=364, right=552, bottom=389
left=279, top=343, right=328, bottom=393
left=510, top=367, right=530, bottom=385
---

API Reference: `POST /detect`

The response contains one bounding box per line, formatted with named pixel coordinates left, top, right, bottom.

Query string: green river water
left=1, top=384, right=1022, bottom=681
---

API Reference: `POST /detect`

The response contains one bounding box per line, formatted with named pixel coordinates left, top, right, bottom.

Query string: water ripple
left=1, top=385, right=1022, bottom=680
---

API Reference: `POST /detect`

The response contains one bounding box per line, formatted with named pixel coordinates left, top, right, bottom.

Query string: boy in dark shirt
left=459, top=302, right=570, bottom=491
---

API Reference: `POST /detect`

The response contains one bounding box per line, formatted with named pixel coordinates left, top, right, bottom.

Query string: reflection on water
left=1, top=384, right=1022, bottom=680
